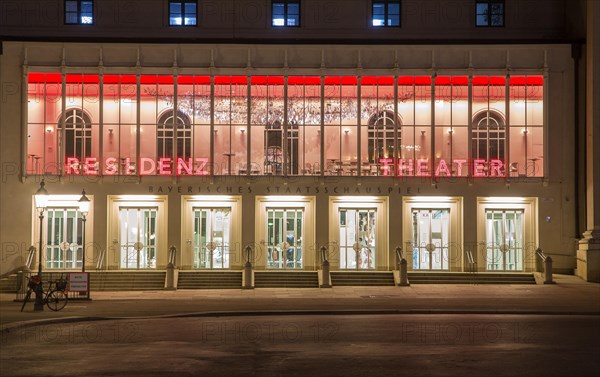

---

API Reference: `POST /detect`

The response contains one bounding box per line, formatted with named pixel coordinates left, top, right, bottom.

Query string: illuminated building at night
left=1, top=0, right=598, bottom=286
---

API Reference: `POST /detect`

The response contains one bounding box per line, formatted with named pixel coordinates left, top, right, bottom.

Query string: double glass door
left=339, top=209, right=376, bottom=270
left=266, top=209, right=303, bottom=269
left=194, top=208, right=230, bottom=269
left=45, top=208, right=83, bottom=269
left=485, top=209, right=523, bottom=271
left=119, top=208, right=157, bottom=269
left=412, top=209, right=450, bottom=270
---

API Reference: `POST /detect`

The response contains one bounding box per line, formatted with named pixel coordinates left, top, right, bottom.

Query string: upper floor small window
left=169, top=0, right=197, bottom=26
left=476, top=0, right=504, bottom=27
left=272, top=1, right=300, bottom=27
left=65, top=0, right=93, bottom=25
left=372, top=1, right=400, bottom=27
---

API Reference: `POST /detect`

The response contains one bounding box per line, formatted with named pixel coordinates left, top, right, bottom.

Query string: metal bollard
left=243, top=245, right=253, bottom=289
left=18, top=267, right=30, bottom=294
left=165, top=262, right=175, bottom=290
left=536, top=248, right=543, bottom=272
left=395, top=246, right=402, bottom=270
left=243, top=260, right=253, bottom=289
left=320, top=259, right=331, bottom=288
left=399, top=259, right=410, bottom=286
left=544, top=256, right=555, bottom=284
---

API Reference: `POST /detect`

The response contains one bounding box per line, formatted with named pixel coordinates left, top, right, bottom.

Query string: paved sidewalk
left=1, top=274, right=599, bottom=331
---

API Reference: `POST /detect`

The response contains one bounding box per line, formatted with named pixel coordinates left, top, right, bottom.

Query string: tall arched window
left=157, top=110, right=192, bottom=159
left=368, top=110, right=401, bottom=163
left=62, top=108, right=92, bottom=160
left=471, top=110, right=505, bottom=161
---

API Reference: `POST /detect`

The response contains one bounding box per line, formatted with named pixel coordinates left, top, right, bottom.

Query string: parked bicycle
left=20, top=275, right=68, bottom=312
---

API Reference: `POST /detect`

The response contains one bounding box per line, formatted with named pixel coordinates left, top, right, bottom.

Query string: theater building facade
left=1, top=0, right=598, bottom=282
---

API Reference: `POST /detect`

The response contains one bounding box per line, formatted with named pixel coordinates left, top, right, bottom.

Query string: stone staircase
left=0, top=274, right=18, bottom=293
left=408, top=271, right=536, bottom=284
left=178, top=271, right=242, bottom=289
left=254, top=271, right=319, bottom=288
left=330, top=271, right=395, bottom=286
left=88, top=271, right=166, bottom=291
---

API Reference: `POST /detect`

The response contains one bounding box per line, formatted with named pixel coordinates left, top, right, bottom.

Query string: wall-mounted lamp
left=522, top=129, right=529, bottom=135
left=108, top=128, right=114, bottom=135
left=421, top=130, right=426, bottom=136
left=45, top=126, right=54, bottom=133
left=343, top=128, right=350, bottom=135
left=214, top=129, right=218, bottom=134
left=240, top=128, right=246, bottom=134
left=447, top=129, right=454, bottom=135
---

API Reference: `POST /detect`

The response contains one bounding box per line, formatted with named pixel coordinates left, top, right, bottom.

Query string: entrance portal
left=119, top=208, right=157, bottom=269
left=194, top=208, right=230, bottom=269
left=485, top=209, right=524, bottom=271
left=45, top=208, right=84, bottom=269
left=412, top=209, right=450, bottom=270
left=339, top=209, right=376, bottom=270
left=266, top=208, right=303, bottom=269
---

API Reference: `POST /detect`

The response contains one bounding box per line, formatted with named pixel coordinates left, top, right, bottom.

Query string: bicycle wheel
left=46, top=290, right=68, bottom=311
left=20, top=290, right=32, bottom=312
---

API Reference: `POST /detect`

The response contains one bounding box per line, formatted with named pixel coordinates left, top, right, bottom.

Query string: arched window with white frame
left=157, top=110, right=192, bottom=159
left=62, top=108, right=92, bottom=161
left=471, top=109, right=505, bottom=162
left=367, top=110, right=401, bottom=164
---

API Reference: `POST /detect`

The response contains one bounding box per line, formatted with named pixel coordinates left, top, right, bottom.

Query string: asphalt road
left=1, top=314, right=598, bottom=377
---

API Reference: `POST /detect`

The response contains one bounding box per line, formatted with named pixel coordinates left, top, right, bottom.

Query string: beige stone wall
left=0, top=42, right=578, bottom=275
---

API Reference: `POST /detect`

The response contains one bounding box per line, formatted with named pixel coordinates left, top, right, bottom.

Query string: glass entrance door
left=339, top=209, right=376, bottom=270
left=485, top=209, right=524, bottom=271
left=266, top=209, right=303, bottom=269
left=412, top=209, right=450, bottom=270
left=194, top=208, right=230, bottom=269
left=45, top=208, right=83, bottom=269
left=119, top=208, right=157, bottom=269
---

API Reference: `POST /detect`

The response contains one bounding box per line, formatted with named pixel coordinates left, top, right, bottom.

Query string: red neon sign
left=65, top=157, right=210, bottom=176
left=65, top=157, right=506, bottom=177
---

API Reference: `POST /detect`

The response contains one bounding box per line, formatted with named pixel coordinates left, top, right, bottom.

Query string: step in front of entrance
left=330, top=272, right=395, bottom=286
left=254, top=271, right=319, bottom=288
left=408, top=272, right=536, bottom=284
left=88, top=272, right=166, bottom=291
left=178, top=271, right=242, bottom=289
left=0, top=274, right=18, bottom=293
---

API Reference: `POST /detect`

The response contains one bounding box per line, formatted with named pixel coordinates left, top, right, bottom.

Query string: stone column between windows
left=173, top=72, right=178, bottom=178
left=136, top=74, right=141, bottom=177
left=505, top=73, right=510, bottom=182
left=320, top=75, right=325, bottom=176
left=21, top=65, right=28, bottom=179
left=393, top=74, right=398, bottom=177
left=59, top=73, right=67, bottom=176
left=357, top=75, right=362, bottom=177
left=246, top=77, right=251, bottom=176
left=99, top=72, right=104, bottom=177
left=430, top=74, right=435, bottom=181
left=467, top=75, right=473, bottom=181
left=283, top=75, right=288, bottom=177
left=577, top=0, right=600, bottom=282
left=209, top=75, right=215, bottom=176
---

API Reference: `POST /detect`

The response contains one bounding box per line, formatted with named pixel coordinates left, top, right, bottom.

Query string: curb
left=2, top=309, right=600, bottom=334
